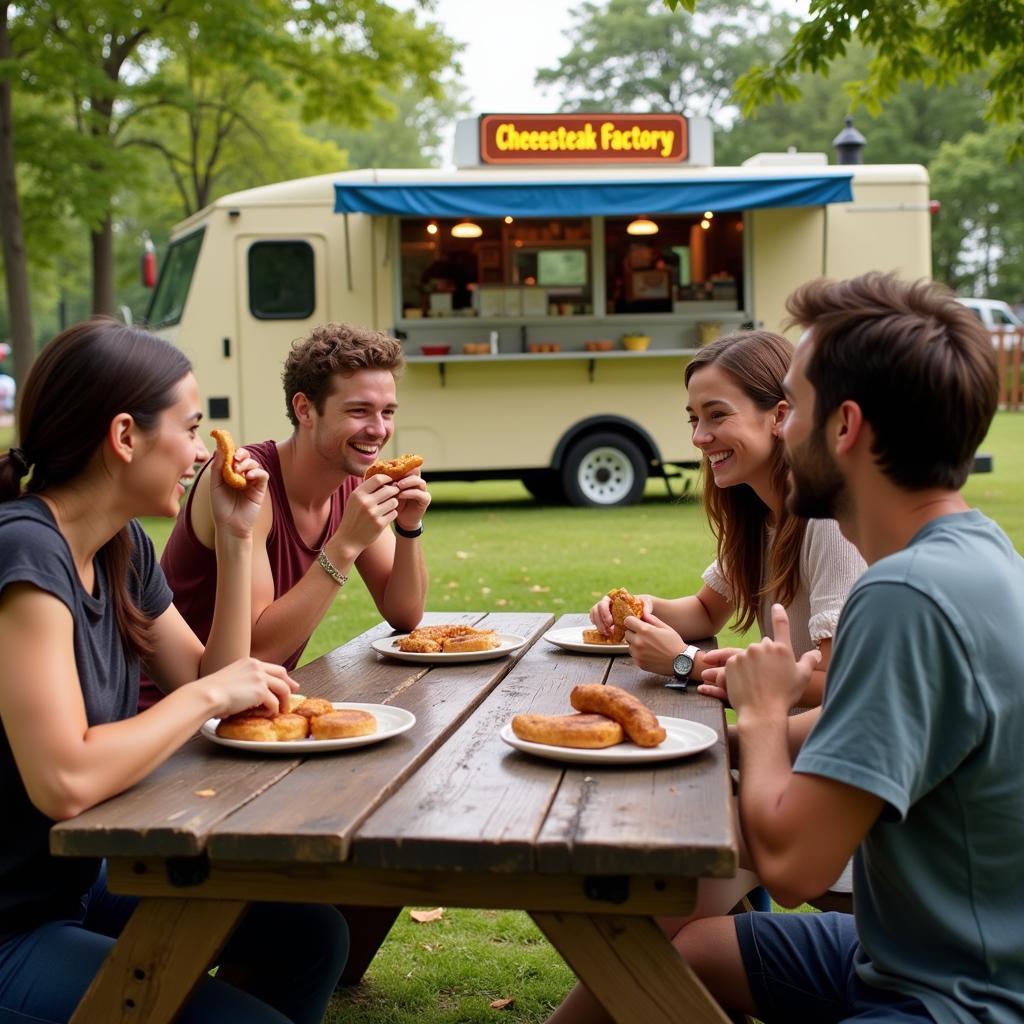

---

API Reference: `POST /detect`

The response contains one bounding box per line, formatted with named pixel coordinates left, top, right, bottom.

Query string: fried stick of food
left=364, top=453, right=424, bottom=481
left=395, top=635, right=443, bottom=653
left=570, top=683, right=667, bottom=747
left=607, top=587, right=644, bottom=642
left=209, top=429, right=248, bottom=489
left=511, top=712, right=624, bottom=749
left=441, top=631, right=499, bottom=653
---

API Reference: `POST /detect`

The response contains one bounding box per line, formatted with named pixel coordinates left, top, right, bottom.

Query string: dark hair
left=282, top=322, right=404, bottom=427
left=684, top=330, right=806, bottom=633
left=785, top=272, right=1000, bottom=490
left=0, top=317, right=192, bottom=657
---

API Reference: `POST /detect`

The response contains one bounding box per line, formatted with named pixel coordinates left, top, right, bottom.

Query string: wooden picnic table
left=53, top=611, right=737, bottom=1024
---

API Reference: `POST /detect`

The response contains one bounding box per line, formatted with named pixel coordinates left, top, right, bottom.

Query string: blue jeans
left=0, top=865, right=349, bottom=1023
left=735, top=911, right=934, bottom=1023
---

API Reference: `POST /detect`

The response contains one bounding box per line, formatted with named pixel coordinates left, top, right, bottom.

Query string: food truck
left=146, top=113, right=932, bottom=505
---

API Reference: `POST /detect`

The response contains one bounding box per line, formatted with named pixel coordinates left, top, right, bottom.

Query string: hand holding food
left=570, top=683, right=667, bottom=747
left=215, top=696, right=377, bottom=742
left=210, top=429, right=248, bottom=489
left=620, top=609, right=692, bottom=676
left=364, top=453, right=423, bottom=481
left=607, top=587, right=644, bottom=642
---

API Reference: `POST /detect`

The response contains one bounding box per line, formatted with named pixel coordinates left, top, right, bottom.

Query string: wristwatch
left=672, top=645, right=701, bottom=684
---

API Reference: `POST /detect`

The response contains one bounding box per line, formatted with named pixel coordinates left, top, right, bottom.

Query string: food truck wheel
left=562, top=433, right=647, bottom=507
left=521, top=470, right=566, bottom=504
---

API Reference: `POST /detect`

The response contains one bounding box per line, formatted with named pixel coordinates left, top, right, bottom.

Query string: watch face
left=673, top=653, right=694, bottom=678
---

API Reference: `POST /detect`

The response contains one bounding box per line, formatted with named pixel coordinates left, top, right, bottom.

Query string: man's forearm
left=376, top=536, right=428, bottom=631
left=735, top=711, right=805, bottom=904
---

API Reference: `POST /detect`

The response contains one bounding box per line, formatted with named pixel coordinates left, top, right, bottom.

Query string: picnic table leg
left=70, top=897, right=246, bottom=1024
left=531, top=911, right=732, bottom=1024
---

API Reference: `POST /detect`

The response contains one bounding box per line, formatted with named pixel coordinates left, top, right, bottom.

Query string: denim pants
left=0, top=864, right=349, bottom=1023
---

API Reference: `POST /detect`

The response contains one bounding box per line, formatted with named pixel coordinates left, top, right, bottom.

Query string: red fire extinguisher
left=141, top=233, right=157, bottom=288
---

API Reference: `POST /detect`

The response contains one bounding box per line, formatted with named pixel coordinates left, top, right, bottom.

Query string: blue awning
left=333, top=174, right=853, bottom=218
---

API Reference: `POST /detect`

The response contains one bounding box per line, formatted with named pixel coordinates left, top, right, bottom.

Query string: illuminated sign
left=479, top=113, right=688, bottom=164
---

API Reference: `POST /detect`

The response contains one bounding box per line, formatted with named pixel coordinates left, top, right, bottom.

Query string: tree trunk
left=0, top=5, right=35, bottom=395
left=90, top=214, right=115, bottom=315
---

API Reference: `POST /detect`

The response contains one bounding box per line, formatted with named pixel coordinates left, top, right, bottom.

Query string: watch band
left=393, top=521, right=424, bottom=539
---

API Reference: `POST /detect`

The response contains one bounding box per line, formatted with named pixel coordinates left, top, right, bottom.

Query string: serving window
left=603, top=213, right=743, bottom=315
left=399, top=218, right=593, bottom=319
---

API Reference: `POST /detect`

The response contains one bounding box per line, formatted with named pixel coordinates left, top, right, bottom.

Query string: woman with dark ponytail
left=0, top=319, right=347, bottom=1023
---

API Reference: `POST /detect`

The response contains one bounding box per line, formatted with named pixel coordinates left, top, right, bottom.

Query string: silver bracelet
left=317, top=549, right=349, bottom=587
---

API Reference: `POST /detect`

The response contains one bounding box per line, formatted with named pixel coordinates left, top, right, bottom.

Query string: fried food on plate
left=291, top=697, right=334, bottom=721
left=364, top=453, right=423, bottom=481
left=570, top=683, right=666, bottom=747
left=215, top=715, right=279, bottom=742
left=311, top=709, right=377, bottom=739
left=607, top=587, right=644, bottom=642
left=582, top=628, right=619, bottom=646
left=395, top=624, right=495, bottom=653
left=271, top=713, right=310, bottom=741
left=209, top=428, right=248, bottom=490
left=441, top=631, right=499, bottom=653
left=511, top=712, right=624, bottom=749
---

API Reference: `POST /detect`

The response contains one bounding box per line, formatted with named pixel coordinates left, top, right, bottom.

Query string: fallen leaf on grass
left=194, top=789, right=216, bottom=798
left=490, top=998, right=515, bottom=1010
left=409, top=907, right=445, bottom=924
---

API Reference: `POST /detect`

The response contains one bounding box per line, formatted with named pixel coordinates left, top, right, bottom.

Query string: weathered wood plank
left=353, top=615, right=627, bottom=873
left=105, top=859, right=699, bottom=917
left=69, top=898, right=245, bottom=1024
left=205, top=612, right=554, bottom=863
left=532, top=911, right=732, bottom=1024
left=50, top=614, right=483, bottom=860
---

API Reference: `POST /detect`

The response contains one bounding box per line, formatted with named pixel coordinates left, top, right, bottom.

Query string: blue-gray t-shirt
left=796, top=510, right=1024, bottom=1024
left=0, top=497, right=172, bottom=942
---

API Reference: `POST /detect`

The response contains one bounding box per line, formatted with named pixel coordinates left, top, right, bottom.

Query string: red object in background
left=141, top=236, right=157, bottom=288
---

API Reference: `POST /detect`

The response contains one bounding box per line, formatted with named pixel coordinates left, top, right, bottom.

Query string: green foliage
left=687, top=0, right=1024, bottom=155
left=536, top=0, right=797, bottom=119
left=931, top=126, right=1024, bottom=298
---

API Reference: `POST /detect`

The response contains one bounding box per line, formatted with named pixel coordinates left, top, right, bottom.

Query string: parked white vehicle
left=956, top=298, right=1024, bottom=348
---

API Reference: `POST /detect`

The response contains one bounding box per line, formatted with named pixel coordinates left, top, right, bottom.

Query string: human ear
left=292, top=392, right=314, bottom=427
left=833, top=401, right=864, bottom=456
left=771, top=401, right=790, bottom=436
left=107, top=413, right=138, bottom=464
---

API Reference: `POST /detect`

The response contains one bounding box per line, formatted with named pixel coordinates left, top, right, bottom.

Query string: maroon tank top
left=138, top=440, right=359, bottom=709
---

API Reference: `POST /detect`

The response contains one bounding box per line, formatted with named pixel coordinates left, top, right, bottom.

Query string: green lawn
left=3, top=413, right=1023, bottom=1022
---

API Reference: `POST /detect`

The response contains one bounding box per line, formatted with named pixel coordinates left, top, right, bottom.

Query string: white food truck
left=146, top=113, right=932, bottom=505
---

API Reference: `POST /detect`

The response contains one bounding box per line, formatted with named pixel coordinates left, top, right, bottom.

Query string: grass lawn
left=3, top=413, right=1023, bottom=1022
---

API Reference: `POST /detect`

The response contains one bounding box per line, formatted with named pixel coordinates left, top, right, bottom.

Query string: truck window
left=146, top=229, right=205, bottom=328
left=248, top=240, right=315, bottom=319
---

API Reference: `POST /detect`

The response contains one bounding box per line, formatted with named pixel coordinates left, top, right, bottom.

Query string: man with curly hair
left=147, top=322, right=429, bottom=695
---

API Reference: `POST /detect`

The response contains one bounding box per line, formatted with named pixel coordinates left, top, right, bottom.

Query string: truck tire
left=521, top=469, right=566, bottom=504
left=561, top=432, right=648, bottom=507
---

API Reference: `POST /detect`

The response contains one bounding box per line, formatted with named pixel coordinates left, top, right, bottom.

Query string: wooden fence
left=993, top=329, right=1023, bottom=411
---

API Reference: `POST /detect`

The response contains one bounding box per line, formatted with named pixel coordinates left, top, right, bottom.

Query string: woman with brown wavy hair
left=591, top=329, right=864, bottom=707
left=0, top=318, right=347, bottom=1023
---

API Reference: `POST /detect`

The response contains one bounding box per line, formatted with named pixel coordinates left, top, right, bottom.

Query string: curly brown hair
left=282, top=322, right=404, bottom=427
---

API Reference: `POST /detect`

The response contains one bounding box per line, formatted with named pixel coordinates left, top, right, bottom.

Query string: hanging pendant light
left=626, top=217, right=659, bottom=236
left=451, top=220, right=483, bottom=239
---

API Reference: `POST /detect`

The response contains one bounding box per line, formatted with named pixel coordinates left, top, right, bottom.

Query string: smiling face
left=686, top=364, right=784, bottom=497
left=310, top=369, right=398, bottom=477
left=136, top=372, right=210, bottom=517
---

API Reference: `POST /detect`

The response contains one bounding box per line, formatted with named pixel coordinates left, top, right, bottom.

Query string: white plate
left=201, top=702, right=415, bottom=753
left=499, top=716, right=717, bottom=765
left=542, top=626, right=630, bottom=655
left=370, top=632, right=528, bottom=664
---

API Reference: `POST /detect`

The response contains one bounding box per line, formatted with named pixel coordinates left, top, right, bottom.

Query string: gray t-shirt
left=0, top=497, right=172, bottom=942
left=796, top=510, right=1024, bottom=1024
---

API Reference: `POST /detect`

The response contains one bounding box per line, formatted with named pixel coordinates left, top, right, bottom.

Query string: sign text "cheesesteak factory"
left=479, top=113, right=689, bottom=165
